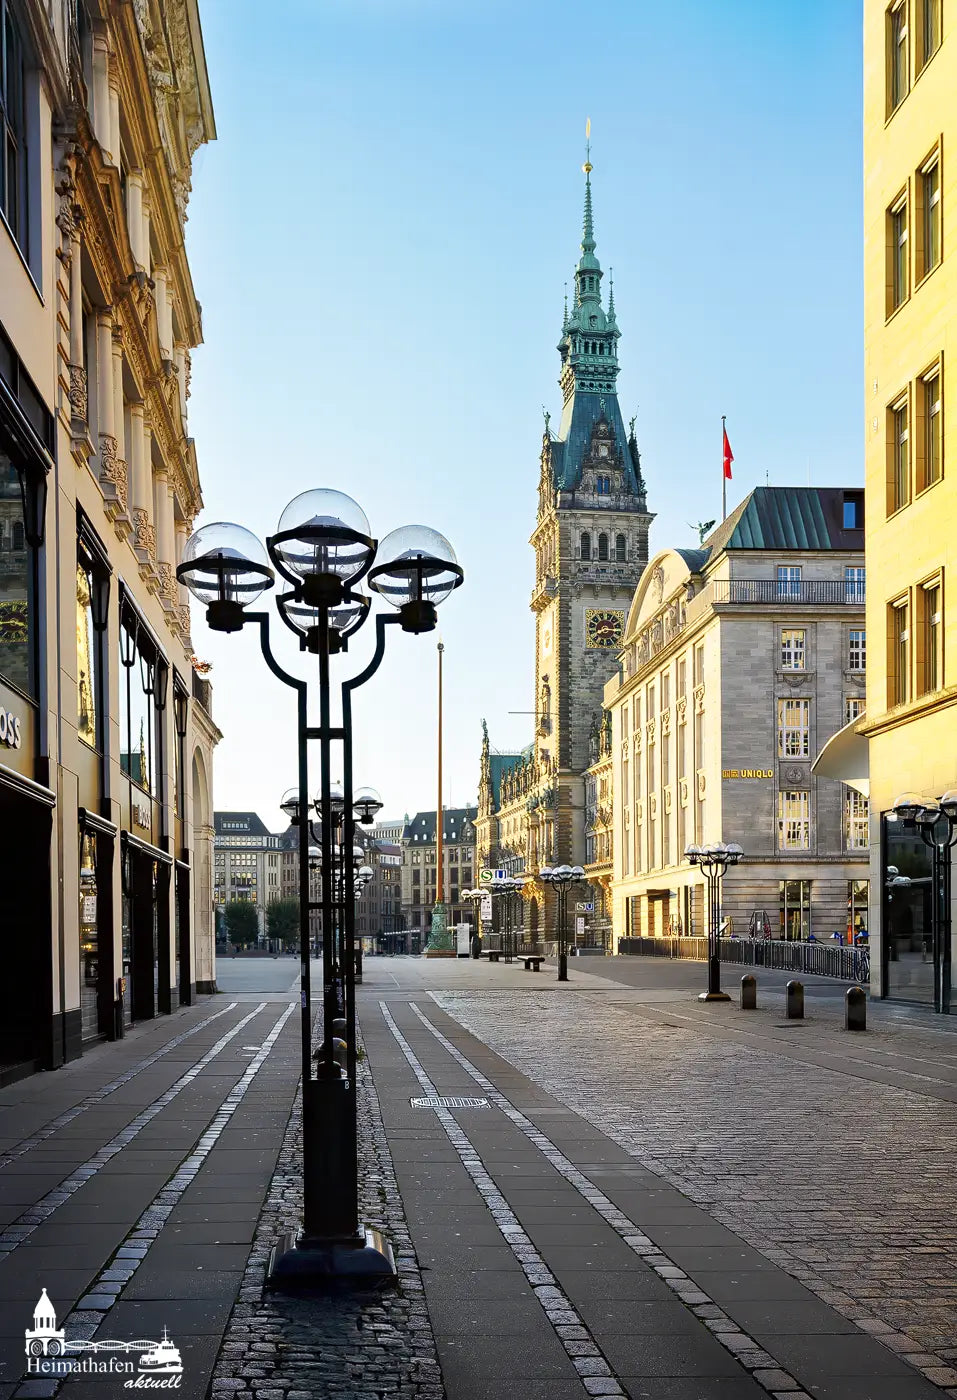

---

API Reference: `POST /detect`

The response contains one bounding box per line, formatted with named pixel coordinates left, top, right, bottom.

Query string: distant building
left=214, top=813, right=281, bottom=937
left=373, top=816, right=407, bottom=844
left=355, top=838, right=404, bottom=951
left=606, top=488, right=868, bottom=944
left=401, top=808, right=477, bottom=949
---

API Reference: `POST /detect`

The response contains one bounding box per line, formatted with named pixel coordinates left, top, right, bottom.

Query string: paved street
left=0, top=955, right=956, bottom=1399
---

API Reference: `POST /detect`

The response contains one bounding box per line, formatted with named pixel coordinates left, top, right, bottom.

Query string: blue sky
left=186, top=0, right=863, bottom=832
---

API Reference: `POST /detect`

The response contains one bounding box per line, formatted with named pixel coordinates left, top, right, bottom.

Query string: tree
left=267, top=898, right=300, bottom=949
left=224, top=900, right=259, bottom=949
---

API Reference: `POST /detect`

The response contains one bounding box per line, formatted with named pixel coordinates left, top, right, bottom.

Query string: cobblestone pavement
left=209, top=1057, right=444, bottom=1400
left=428, top=972, right=957, bottom=1388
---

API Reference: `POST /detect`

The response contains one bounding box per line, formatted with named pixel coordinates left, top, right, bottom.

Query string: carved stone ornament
left=651, top=565, right=665, bottom=607
left=693, top=683, right=706, bottom=713
left=68, top=364, right=88, bottom=422
left=132, top=510, right=157, bottom=561
left=660, top=710, right=671, bottom=736
left=158, top=562, right=176, bottom=605
left=697, top=771, right=707, bottom=798
left=783, top=765, right=809, bottom=786
left=676, top=696, right=688, bottom=724
left=99, top=435, right=128, bottom=513
left=177, top=604, right=191, bottom=637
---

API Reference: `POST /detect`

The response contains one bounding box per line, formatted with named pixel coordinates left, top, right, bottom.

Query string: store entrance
left=0, top=784, right=53, bottom=1074
left=884, top=817, right=938, bottom=1006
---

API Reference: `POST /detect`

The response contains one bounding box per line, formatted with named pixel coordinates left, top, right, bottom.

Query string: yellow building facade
left=862, top=0, right=957, bottom=1007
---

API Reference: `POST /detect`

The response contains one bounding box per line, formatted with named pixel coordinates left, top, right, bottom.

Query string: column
left=174, top=345, right=188, bottom=426
left=126, top=171, right=144, bottom=267
left=95, top=310, right=125, bottom=516
left=153, top=466, right=175, bottom=608
left=110, top=327, right=130, bottom=531
left=153, top=268, right=172, bottom=361
left=142, top=199, right=151, bottom=277
left=108, top=62, right=121, bottom=171
left=129, top=404, right=155, bottom=570
left=175, top=517, right=191, bottom=635
left=68, top=231, right=86, bottom=426
left=92, top=30, right=111, bottom=158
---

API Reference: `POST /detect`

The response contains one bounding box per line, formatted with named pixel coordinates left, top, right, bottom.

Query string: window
left=0, top=0, right=27, bottom=253
left=845, top=694, right=864, bottom=724
left=615, top=533, right=626, bottom=563
left=848, top=629, right=866, bottom=671
left=776, top=566, right=802, bottom=600
left=780, top=629, right=806, bottom=671
left=844, top=788, right=869, bottom=849
left=919, top=155, right=940, bottom=278
left=778, top=793, right=811, bottom=852
left=848, top=879, right=869, bottom=939
left=0, top=452, right=33, bottom=695
left=842, top=496, right=864, bottom=529
left=777, top=699, right=810, bottom=757
left=580, top=531, right=591, bottom=561
left=890, top=597, right=910, bottom=705
left=918, top=578, right=942, bottom=693
left=779, top=879, right=811, bottom=938
left=919, top=367, right=941, bottom=490
left=888, top=0, right=909, bottom=111
left=889, top=193, right=909, bottom=312
left=845, top=566, right=866, bottom=603
left=889, top=396, right=910, bottom=512
left=596, top=476, right=611, bottom=495
left=918, top=0, right=940, bottom=69
left=597, top=533, right=609, bottom=561
left=76, top=559, right=99, bottom=750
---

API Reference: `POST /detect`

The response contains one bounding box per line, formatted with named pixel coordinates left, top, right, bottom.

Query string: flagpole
left=722, top=415, right=727, bottom=522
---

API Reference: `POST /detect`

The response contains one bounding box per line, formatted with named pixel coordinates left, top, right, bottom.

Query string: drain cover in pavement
left=411, top=1095, right=489, bottom=1109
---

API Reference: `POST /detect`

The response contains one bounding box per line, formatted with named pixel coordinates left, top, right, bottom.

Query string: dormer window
left=595, top=475, right=611, bottom=495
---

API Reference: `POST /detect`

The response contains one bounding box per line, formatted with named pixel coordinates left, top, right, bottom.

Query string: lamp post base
left=698, top=990, right=732, bottom=1002
left=266, top=1225, right=396, bottom=1291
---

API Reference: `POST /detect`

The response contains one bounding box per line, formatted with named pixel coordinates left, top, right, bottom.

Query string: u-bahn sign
left=479, top=869, right=507, bottom=883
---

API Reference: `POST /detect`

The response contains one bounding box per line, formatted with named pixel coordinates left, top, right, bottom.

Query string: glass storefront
left=79, top=831, right=99, bottom=1039
left=779, top=879, right=811, bottom=940
left=884, top=814, right=935, bottom=1005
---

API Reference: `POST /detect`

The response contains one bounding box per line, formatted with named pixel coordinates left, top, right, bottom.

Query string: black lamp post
left=684, top=841, right=743, bottom=1002
left=539, top=865, right=585, bottom=981
left=890, top=791, right=957, bottom=1013
left=178, top=495, right=462, bottom=1288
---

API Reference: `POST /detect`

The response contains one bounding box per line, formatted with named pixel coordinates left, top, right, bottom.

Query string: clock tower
left=475, top=146, right=655, bottom=941
left=530, top=148, right=654, bottom=865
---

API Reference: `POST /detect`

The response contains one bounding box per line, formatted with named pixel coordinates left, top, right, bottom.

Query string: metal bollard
left=845, top=985, right=867, bottom=1031
left=786, top=980, right=804, bottom=1020
left=740, top=974, right=757, bottom=1010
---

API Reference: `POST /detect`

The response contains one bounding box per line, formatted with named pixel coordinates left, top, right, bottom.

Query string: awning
left=811, top=718, right=869, bottom=796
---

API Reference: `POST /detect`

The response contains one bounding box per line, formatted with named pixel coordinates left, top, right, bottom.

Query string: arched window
left=598, top=533, right=609, bottom=562
left=580, top=532, right=591, bottom=561
left=615, top=533, right=627, bottom=562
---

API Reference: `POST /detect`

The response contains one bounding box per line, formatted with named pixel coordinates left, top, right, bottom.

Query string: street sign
left=480, top=894, right=493, bottom=920
left=480, top=869, right=507, bottom=883
left=575, top=901, right=594, bottom=913
left=575, top=916, right=585, bottom=937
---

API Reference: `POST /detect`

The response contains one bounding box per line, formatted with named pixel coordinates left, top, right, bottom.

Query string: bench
left=523, top=956, right=544, bottom=972
left=487, top=950, right=501, bottom=963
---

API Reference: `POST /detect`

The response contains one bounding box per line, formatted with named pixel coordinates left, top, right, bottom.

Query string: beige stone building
left=859, top=0, right=957, bottom=1009
left=0, top=0, right=218, bottom=1083
left=606, top=489, right=869, bottom=946
left=400, top=807, right=476, bottom=952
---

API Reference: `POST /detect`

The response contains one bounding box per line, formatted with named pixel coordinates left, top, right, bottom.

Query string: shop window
left=779, top=879, right=811, bottom=939
left=76, top=542, right=109, bottom=751
left=0, top=453, right=36, bottom=696
left=848, top=879, right=869, bottom=941
left=79, top=831, right=100, bottom=1039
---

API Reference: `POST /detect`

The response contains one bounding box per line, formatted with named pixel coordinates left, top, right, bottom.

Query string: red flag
left=722, top=426, right=734, bottom=480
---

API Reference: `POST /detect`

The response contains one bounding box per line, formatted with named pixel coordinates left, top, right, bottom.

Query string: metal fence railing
left=617, top=936, right=869, bottom=982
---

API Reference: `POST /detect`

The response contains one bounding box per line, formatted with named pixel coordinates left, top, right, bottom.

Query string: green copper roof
left=703, top=487, right=865, bottom=555
left=488, top=753, right=524, bottom=808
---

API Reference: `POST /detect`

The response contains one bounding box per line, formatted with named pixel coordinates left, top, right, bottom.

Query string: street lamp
left=684, top=841, right=744, bottom=1002
left=178, top=494, right=462, bottom=1289
left=890, top=791, right=957, bottom=1013
left=539, top=865, right=585, bottom=981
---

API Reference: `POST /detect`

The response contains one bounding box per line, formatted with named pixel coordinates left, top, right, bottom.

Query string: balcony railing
left=709, top=580, right=866, bottom=606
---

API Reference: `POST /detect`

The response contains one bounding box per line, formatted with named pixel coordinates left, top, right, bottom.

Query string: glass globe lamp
left=177, top=522, right=274, bottom=632
left=280, top=788, right=300, bottom=823
left=271, top=490, right=374, bottom=606
left=353, top=786, right=384, bottom=824
left=367, top=525, right=463, bottom=632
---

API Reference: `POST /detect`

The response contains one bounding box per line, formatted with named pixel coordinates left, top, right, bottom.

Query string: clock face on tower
left=585, top=609, right=626, bottom=650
